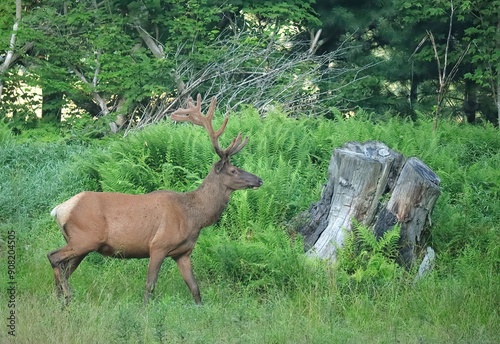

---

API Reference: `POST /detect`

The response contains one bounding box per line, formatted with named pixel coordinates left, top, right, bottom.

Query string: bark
left=374, top=157, right=441, bottom=267
left=497, top=73, right=500, bottom=127
left=463, top=77, right=478, bottom=123
left=69, top=64, right=109, bottom=116
left=136, top=26, right=164, bottom=59
left=298, top=141, right=440, bottom=267
left=0, top=0, right=22, bottom=99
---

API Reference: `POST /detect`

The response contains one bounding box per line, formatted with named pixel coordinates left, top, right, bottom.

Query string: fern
left=336, top=220, right=403, bottom=286
left=377, top=224, right=402, bottom=259
left=354, top=220, right=379, bottom=253
left=195, top=224, right=319, bottom=295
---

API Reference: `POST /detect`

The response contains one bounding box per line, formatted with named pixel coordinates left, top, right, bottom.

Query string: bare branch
left=69, top=64, right=109, bottom=116
left=427, top=31, right=443, bottom=85
left=426, top=0, right=469, bottom=130
left=136, top=25, right=165, bottom=59
left=309, top=29, right=323, bottom=54
left=92, top=50, right=101, bottom=88
left=126, top=31, right=372, bottom=133
left=443, top=0, right=455, bottom=82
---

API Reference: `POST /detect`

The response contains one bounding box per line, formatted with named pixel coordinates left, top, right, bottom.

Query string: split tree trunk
left=298, top=141, right=441, bottom=267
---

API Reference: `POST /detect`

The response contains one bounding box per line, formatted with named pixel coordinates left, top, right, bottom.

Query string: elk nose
left=254, top=178, right=263, bottom=188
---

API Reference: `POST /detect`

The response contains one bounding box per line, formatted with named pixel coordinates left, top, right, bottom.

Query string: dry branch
left=126, top=32, right=374, bottom=133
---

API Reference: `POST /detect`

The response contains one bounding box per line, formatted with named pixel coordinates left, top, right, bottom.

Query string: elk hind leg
left=47, top=245, right=88, bottom=304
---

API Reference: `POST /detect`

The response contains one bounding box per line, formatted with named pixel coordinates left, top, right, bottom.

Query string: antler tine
left=170, top=94, right=205, bottom=127
left=204, top=96, right=230, bottom=141
left=225, top=133, right=249, bottom=157
left=171, top=94, right=231, bottom=157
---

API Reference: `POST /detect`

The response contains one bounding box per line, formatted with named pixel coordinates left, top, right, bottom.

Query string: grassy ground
left=0, top=114, right=498, bottom=343
left=8, top=272, right=499, bottom=343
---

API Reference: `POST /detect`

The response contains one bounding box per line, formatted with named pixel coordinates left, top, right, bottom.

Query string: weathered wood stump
left=298, top=141, right=441, bottom=267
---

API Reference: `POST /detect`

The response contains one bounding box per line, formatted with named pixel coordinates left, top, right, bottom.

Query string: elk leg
left=144, top=252, right=166, bottom=304
left=48, top=245, right=88, bottom=304
left=175, top=254, right=201, bottom=304
left=64, top=255, right=86, bottom=279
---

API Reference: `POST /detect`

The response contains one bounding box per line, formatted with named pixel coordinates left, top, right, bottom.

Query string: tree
left=125, top=31, right=372, bottom=132
left=409, top=1, right=471, bottom=129
left=306, top=0, right=498, bottom=125
left=399, top=0, right=498, bottom=125
left=2, top=0, right=323, bottom=131
left=0, top=0, right=22, bottom=100
left=307, top=0, right=423, bottom=115
left=20, top=0, right=174, bottom=127
left=462, top=0, right=500, bottom=126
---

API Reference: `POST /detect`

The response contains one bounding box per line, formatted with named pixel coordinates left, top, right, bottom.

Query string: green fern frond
left=352, top=220, right=379, bottom=253
left=377, top=224, right=401, bottom=259
left=336, top=220, right=403, bottom=285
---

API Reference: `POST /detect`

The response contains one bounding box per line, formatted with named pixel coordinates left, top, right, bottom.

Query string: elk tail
left=50, top=205, right=59, bottom=218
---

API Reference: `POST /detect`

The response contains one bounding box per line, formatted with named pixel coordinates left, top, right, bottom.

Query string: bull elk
left=48, top=94, right=263, bottom=305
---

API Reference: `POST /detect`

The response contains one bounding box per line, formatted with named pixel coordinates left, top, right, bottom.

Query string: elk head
left=170, top=94, right=263, bottom=191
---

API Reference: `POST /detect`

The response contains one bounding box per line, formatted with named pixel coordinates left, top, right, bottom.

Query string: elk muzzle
left=241, top=169, right=263, bottom=190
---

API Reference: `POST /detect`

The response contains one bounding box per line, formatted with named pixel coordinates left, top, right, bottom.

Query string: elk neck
left=186, top=168, right=232, bottom=229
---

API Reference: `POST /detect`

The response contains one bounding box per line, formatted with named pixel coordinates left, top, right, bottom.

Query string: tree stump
left=298, top=141, right=441, bottom=266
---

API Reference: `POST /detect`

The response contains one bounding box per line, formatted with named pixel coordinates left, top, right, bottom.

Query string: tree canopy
left=1, top=0, right=498, bottom=132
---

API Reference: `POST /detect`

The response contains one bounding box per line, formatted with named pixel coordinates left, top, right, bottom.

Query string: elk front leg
left=144, top=252, right=166, bottom=304
left=175, top=253, right=201, bottom=304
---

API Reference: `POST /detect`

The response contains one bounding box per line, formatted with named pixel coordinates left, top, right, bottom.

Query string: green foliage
left=2, top=0, right=325, bottom=127
left=2, top=111, right=499, bottom=343
left=242, top=0, right=320, bottom=33
left=6, top=119, right=64, bottom=143
left=0, top=119, right=13, bottom=144
left=0, top=140, right=88, bottom=224
left=74, top=110, right=330, bottom=227
left=336, top=221, right=403, bottom=287
left=59, top=115, right=112, bottom=143
left=2, top=0, right=499, bottom=128
left=64, top=109, right=499, bottom=277
left=194, top=225, right=320, bottom=295
left=18, top=0, right=174, bottom=117
left=461, top=0, right=500, bottom=122
left=76, top=121, right=214, bottom=193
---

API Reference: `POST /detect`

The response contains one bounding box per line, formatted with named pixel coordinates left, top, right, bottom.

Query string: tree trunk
left=496, top=71, right=500, bottom=128
left=373, top=157, right=441, bottom=267
left=298, top=141, right=440, bottom=267
left=409, top=73, right=419, bottom=111
left=0, top=0, right=22, bottom=99
left=463, top=77, right=478, bottom=124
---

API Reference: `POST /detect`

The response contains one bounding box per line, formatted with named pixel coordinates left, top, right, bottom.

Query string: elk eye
left=230, top=168, right=237, bottom=175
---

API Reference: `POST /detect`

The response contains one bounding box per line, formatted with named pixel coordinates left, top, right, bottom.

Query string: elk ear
left=214, top=158, right=229, bottom=173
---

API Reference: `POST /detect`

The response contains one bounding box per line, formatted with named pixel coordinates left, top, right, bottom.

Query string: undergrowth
left=335, top=221, right=404, bottom=288
left=0, top=112, right=498, bottom=343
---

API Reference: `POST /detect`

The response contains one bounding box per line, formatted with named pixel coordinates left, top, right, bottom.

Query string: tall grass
left=0, top=112, right=498, bottom=343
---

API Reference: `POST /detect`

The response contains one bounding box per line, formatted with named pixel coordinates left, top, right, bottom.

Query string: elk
left=48, top=94, right=263, bottom=305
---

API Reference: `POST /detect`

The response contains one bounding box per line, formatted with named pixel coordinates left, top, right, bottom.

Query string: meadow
left=0, top=111, right=499, bottom=343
